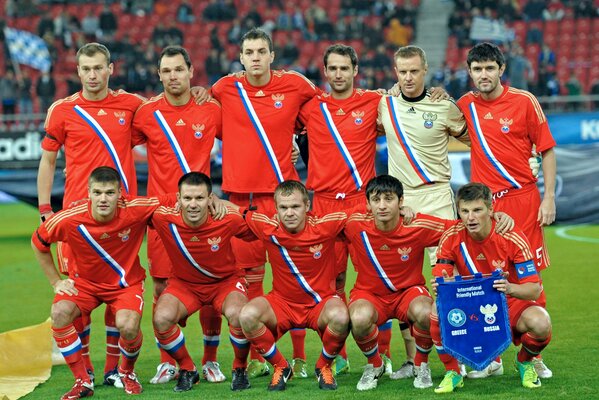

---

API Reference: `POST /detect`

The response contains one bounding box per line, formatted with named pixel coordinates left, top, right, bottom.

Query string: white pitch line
left=555, top=225, right=599, bottom=244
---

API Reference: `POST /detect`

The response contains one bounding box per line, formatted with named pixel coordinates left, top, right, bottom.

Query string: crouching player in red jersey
left=31, top=167, right=163, bottom=399
left=430, top=183, right=552, bottom=393
left=238, top=181, right=350, bottom=391
left=150, top=172, right=255, bottom=392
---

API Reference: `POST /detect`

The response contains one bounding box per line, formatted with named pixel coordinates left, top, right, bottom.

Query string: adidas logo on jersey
left=100, top=233, right=110, bottom=239
left=97, top=109, right=107, bottom=116
left=336, top=108, right=346, bottom=115
left=292, top=246, right=302, bottom=251
left=380, top=244, right=391, bottom=251
left=190, top=236, right=199, bottom=242
left=484, top=112, right=493, bottom=119
left=476, top=253, right=486, bottom=260
left=407, top=107, right=416, bottom=114
left=176, top=119, right=185, bottom=126
left=255, top=90, right=265, bottom=97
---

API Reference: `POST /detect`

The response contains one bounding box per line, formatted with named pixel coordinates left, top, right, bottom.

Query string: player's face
left=77, top=53, right=113, bottom=95
left=367, top=191, right=402, bottom=225
left=394, top=55, right=427, bottom=98
left=468, top=60, right=505, bottom=96
left=458, top=199, right=493, bottom=239
left=89, top=180, right=120, bottom=222
left=275, top=190, right=309, bottom=233
left=240, top=39, right=274, bottom=79
left=178, top=183, right=210, bottom=227
left=324, top=53, right=357, bottom=95
left=159, top=54, right=193, bottom=96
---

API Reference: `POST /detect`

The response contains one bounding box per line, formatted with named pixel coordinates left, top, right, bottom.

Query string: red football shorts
left=312, top=192, right=367, bottom=275
left=53, top=279, right=145, bottom=317
left=229, top=193, right=276, bottom=268
left=507, top=296, right=544, bottom=345
left=349, top=285, right=431, bottom=326
left=265, top=293, right=338, bottom=339
left=492, top=183, right=550, bottom=271
left=163, top=275, right=248, bottom=318
left=147, top=227, right=173, bottom=279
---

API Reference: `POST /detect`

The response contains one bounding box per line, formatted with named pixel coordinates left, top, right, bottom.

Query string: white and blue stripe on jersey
left=360, top=231, right=398, bottom=292
left=153, top=110, right=191, bottom=174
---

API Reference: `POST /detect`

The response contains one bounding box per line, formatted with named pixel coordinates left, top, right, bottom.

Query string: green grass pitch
left=1, top=202, right=599, bottom=399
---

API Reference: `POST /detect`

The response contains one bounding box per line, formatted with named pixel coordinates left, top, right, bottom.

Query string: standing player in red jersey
left=132, top=45, right=226, bottom=385
left=457, top=42, right=556, bottom=378
left=238, top=181, right=350, bottom=391
left=37, top=42, right=144, bottom=388
left=151, top=172, right=255, bottom=393
left=211, top=28, right=318, bottom=377
left=344, top=175, right=455, bottom=391
left=31, top=167, right=163, bottom=399
left=430, top=183, right=552, bottom=393
left=298, top=43, right=385, bottom=376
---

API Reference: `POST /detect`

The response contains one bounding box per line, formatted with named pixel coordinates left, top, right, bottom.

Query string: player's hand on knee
left=53, top=278, right=78, bottom=296
left=493, top=211, right=514, bottom=233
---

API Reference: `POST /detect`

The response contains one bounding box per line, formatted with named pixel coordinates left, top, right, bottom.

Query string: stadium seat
left=543, top=20, right=558, bottom=36
left=576, top=18, right=592, bottom=34
left=559, top=18, right=575, bottom=35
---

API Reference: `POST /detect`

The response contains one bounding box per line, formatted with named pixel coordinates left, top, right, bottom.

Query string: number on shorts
left=536, top=247, right=543, bottom=267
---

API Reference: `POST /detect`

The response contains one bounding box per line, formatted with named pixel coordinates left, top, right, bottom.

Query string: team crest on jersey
left=114, top=111, right=126, bottom=125
left=272, top=94, right=284, bottom=109
left=118, top=228, right=131, bottom=242
left=422, top=112, right=437, bottom=129
left=310, top=244, right=323, bottom=259
left=398, top=247, right=411, bottom=261
left=492, top=260, right=505, bottom=270
left=192, top=124, right=205, bottom=139
left=500, top=118, right=512, bottom=133
left=352, top=111, right=365, bottom=125
left=208, top=237, right=221, bottom=252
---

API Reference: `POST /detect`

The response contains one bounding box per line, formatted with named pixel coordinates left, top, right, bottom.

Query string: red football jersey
left=345, top=213, right=454, bottom=295
left=299, top=89, right=380, bottom=195
left=457, top=86, right=556, bottom=193
left=211, top=70, right=317, bottom=193
left=244, top=210, right=347, bottom=305
left=42, top=90, right=144, bottom=206
left=132, top=94, right=221, bottom=195
left=32, top=197, right=161, bottom=289
left=150, top=206, right=254, bottom=283
left=435, top=221, right=539, bottom=285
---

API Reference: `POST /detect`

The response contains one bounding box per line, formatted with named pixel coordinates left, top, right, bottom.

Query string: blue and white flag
left=4, top=28, right=52, bottom=72
left=436, top=270, right=511, bottom=371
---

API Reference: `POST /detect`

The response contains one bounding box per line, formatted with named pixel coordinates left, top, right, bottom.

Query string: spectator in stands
left=203, top=0, right=236, bottom=21
left=525, top=23, right=543, bottom=44
left=54, top=8, right=80, bottom=49
left=205, top=49, right=226, bottom=85
left=507, top=44, right=534, bottom=91
left=446, top=69, right=466, bottom=100
left=523, top=0, right=545, bottom=20
left=130, top=0, right=154, bottom=16
left=542, top=0, right=565, bottom=21
left=165, top=20, right=184, bottom=46
left=36, top=71, right=56, bottom=113
left=538, top=43, right=556, bottom=92
left=371, top=44, right=390, bottom=71
left=280, top=35, right=299, bottom=66
left=276, top=7, right=292, bottom=30
left=305, top=3, right=334, bottom=40
left=38, top=11, right=54, bottom=38
left=304, top=59, right=321, bottom=87
left=385, top=18, right=411, bottom=47
left=17, top=70, right=33, bottom=116
left=227, top=18, right=243, bottom=44
left=0, top=70, right=18, bottom=115
left=292, top=6, right=306, bottom=31
left=243, top=4, right=263, bottom=29
left=152, top=22, right=168, bottom=47
left=496, top=0, right=518, bottom=23
left=5, top=0, right=16, bottom=19
left=260, top=9, right=277, bottom=36
left=448, top=9, right=465, bottom=36
left=565, top=72, right=582, bottom=110
left=176, top=0, right=195, bottom=23
left=99, top=4, right=117, bottom=38
left=573, top=0, right=596, bottom=18
left=81, top=10, right=99, bottom=41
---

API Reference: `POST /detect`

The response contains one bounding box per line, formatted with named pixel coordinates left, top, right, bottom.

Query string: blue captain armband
left=515, top=260, right=537, bottom=279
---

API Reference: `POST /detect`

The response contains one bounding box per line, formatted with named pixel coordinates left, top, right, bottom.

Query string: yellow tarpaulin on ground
left=0, top=319, right=52, bottom=400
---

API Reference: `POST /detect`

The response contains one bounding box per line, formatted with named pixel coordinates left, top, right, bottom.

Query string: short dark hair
left=466, top=42, right=505, bottom=68
left=274, top=180, right=309, bottom=204
left=77, top=42, right=111, bottom=64
left=365, top=175, right=404, bottom=200
left=159, top=45, right=192, bottom=69
left=394, top=45, right=427, bottom=67
left=178, top=172, right=212, bottom=194
left=89, top=166, right=120, bottom=186
left=323, top=44, right=358, bottom=68
left=240, top=28, right=273, bottom=52
left=456, top=182, right=492, bottom=209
